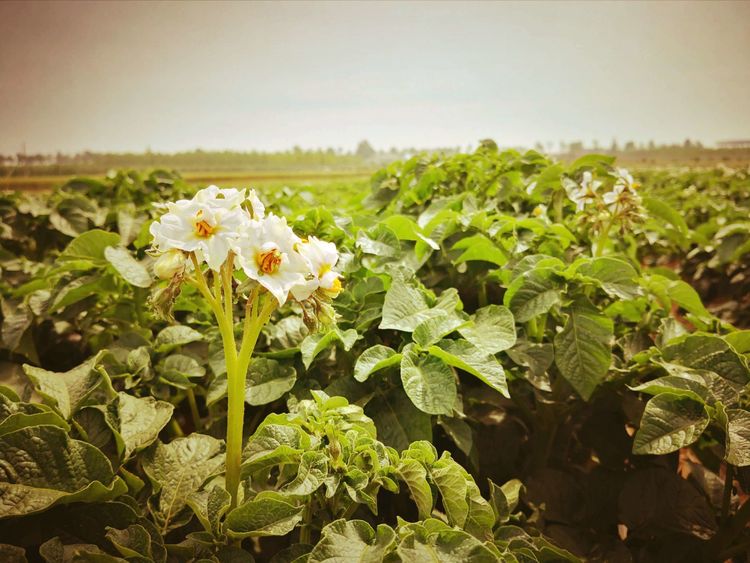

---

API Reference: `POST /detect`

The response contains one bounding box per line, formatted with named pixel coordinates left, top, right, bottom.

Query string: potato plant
left=0, top=145, right=749, bottom=562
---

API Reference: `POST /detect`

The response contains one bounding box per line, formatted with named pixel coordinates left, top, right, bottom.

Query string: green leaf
left=642, top=196, right=689, bottom=237
left=554, top=304, right=613, bottom=400
left=452, top=234, right=507, bottom=267
left=576, top=257, right=640, bottom=299
left=23, top=352, right=112, bottom=419
left=282, top=451, right=328, bottom=496
left=0, top=425, right=125, bottom=518
left=242, top=421, right=311, bottom=476
left=365, top=388, right=432, bottom=452
left=300, top=328, right=358, bottom=369
left=154, top=325, right=204, bottom=353
left=157, top=354, right=205, bottom=389
left=428, top=339, right=509, bottom=398
left=59, top=229, right=122, bottom=265
left=662, top=334, right=749, bottom=386
left=489, top=479, right=524, bottom=524
left=354, top=345, right=401, bottom=382
left=226, top=491, right=304, bottom=539
left=105, top=524, right=153, bottom=560
left=633, top=393, right=710, bottom=455
left=723, top=409, right=750, bottom=467
left=379, top=279, right=442, bottom=332
left=400, top=345, right=456, bottom=415
left=413, top=313, right=468, bottom=348
left=504, top=268, right=562, bottom=323
left=430, top=457, right=469, bottom=527
left=245, top=358, right=297, bottom=406
left=115, top=392, right=174, bottom=459
left=104, top=246, right=151, bottom=288
left=397, top=458, right=433, bottom=520
left=308, top=519, right=396, bottom=563
left=1, top=298, right=31, bottom=352
left=187, top=485, right=231, bottom=537
left=142, top=434, right=225, bottom=532
left=726, top=331, right=750, bottom=354
left=458, top=304, right=516, bottom=354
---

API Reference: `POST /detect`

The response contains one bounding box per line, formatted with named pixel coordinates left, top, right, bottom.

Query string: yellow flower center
left=533, top=206, right=544, bottom=217
left=256, top=249, right=282, bottom=274
left=319, top=263, right=332, bottom=278
left=193, top=212, right=216, bottom=238
left=324, top=277, right=343, bottom=297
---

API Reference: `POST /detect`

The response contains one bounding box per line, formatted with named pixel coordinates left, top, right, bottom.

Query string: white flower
left=612, top=168, right=638, bottom=191
left=532, top=204, right=547, bottom=219
left=246, top=189, right=266, bottom=220
left=153, top=249, right=186, bottom=279
left=150, top=196, right=247, bottom=271
left=291, top=236, right=341, bottom=301
left=194, top=185, right=247, bottom=209
left=234, top=214, right=308, bottom=305
left=567, top=171, right=602, bottom=211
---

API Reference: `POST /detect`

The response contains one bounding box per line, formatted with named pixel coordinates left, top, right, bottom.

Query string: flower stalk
left=150, top=186, right=342, bottom=511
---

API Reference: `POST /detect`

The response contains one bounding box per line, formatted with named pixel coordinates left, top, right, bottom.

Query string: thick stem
left=594, top=219, right=613, bottom=257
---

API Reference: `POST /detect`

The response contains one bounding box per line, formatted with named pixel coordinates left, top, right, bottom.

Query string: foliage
left=1, top=149, right=750, bottom=561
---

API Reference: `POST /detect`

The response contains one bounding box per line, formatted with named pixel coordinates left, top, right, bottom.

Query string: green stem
left=723, top=463, right=734, bottom=524
left=170, top=418, right=184, bottom=438
left=553, top=189, right=564, bottom=224
left=594, top=219, right=613, bottom=257
left=185, top=388, right=201, bottom=431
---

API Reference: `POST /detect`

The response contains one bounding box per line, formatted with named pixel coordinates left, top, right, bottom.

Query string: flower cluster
left=149, top=185, right=342, bottom=310
left=565, top=168, right=645, bottom=228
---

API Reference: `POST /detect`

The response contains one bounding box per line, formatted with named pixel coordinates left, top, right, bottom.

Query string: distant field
left=0, top=169, right=372, bottom=192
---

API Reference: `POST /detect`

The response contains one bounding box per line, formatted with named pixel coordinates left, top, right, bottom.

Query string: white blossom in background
left=291, top=236, right=342, bottom=301
left=234, top=214, right=309, bottom=305
left=566, top=171, right=602, bottom=211
left=149, top=196, right=247, bottom=271
left=603, top=168, right=642, bottom=212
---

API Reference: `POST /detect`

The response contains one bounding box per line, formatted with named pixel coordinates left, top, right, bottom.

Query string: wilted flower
left=234, top=214, right=309, bottom=305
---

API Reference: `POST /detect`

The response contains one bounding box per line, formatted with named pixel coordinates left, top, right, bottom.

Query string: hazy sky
left=1, top=1, right=749, bottom=154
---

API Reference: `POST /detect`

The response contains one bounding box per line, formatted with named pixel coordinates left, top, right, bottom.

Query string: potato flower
left=234, top=214, right=309, bottom=305
left=291, top=236, right=342, bottom=301
left=603, top=168, right=642, bottom=212
left=567, top=171, right=602, bottom=211
left=149, top=193, right=248, bottom=271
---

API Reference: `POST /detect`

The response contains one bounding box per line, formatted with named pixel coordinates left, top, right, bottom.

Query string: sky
left=1, top=1, right=749, bottom=154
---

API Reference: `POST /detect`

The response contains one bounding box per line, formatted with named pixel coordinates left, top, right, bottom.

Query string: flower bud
left=154, top=250, right=186, bottom=280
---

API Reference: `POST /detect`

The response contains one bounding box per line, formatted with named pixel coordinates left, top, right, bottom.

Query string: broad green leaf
left=489, top=479, right=523, bottom=524
left=282, top=451, right=328, bottom=496
left=504, top=268, right=562, bottom=322
left=430, top=457, right=469, bottom=527
left=633, top=393, right=710, bottom=455
left=226, top=491, right=304, bottom=539
left=576, top=257, right=640, bottom=299
left=0, top=544, right=25, bottom=562
left=158, top=354, right=205, bottom=389
left=379, top=279, right=442, bottom=332
left=308, top=519, right=396, bottom=563
left=395, top=526, right=498, bottom=562
left=723, top=409, right=750, bottom=467
left=554, top=304, right=613, bottom=400
left=242, top=422, right=311, bottom=476
left=115, top=392, right=174, bottom=459
left=106, top=524, right=152, bottom=560
left=413, top=313, right=468, bottom=348
left=300, top=328, right=358, bottom=369
left=458, top=304, right=516, bottom=354
left=0, top=425, right=125, bottom=518
left=23, top=352, right=112, bottom=419
left=104, top=246, right=151, bottom=288
left=142, top=434, right=225, bottom=532
left=629, top=375, right=709, bottom=403
left=400, top=345, right=456, bottom=415
left=187, top=485, right=231, bottom=537
left=642, top=196, right=689, bottom=237
left=726, top=331, right=750, bottom=353
left=452, top=233, right=507, bottom=267
left=245, top=358, right=297, bottom=406
left=429, top=339, right=509, bottom=398
left=353, top=345, right=401, bottom=382
left=662, top=334, right=749, bottom=386
left=59, top=229, right=121, bottom=265
left=397, top=458, right=433, bottom=519
left=1, top=298, right=31, bottom=351
left=154, top=325, right=204, bottom=353
left=366, top=388, right=432, bottom=452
